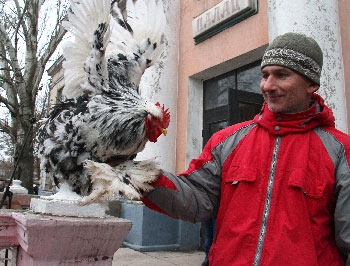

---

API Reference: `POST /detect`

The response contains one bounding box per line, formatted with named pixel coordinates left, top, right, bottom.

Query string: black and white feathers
left=38, top=0, right=169, bottom=203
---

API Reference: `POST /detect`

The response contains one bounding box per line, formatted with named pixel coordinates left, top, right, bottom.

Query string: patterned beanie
left=261, top=32, right=323, bottom=85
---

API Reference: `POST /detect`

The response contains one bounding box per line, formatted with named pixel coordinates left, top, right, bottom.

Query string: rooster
left=38, top=0, right=169, bottom=203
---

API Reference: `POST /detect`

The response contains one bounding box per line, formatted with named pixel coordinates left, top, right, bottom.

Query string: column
left=137, top=0, right=180, bottom=171
left=267, top=0, right=347, bottom=132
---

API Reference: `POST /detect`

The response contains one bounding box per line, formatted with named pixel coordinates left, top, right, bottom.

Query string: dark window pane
left=204, top=84, right=228, bottom=110
left=239, top=102, right=261, bottom=121
left=209, top=120, right=229, bottom=135
left=237, top=63, right=261, bottom=93
left=218, top=75, right=235, bottom=92
left=204, top=74, right=235, bottom=110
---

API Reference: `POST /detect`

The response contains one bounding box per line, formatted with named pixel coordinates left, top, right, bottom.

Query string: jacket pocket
left=287, top=168, right=326, bottom=198
left=224, top=165, right=257, bottom=185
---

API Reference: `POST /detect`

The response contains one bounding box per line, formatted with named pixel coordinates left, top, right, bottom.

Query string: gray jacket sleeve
left=144, top=138, right=224, bottom=223
left=334, top=147, right=350, bottom=265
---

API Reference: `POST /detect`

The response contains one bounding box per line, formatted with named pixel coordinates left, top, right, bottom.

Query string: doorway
left=202, top=61, right=264, bottom=145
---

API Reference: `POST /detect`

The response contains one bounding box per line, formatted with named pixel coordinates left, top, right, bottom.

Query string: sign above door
left=192, top=0, right=258, bottom=44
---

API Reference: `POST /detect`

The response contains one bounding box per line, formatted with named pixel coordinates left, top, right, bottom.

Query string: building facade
left=174, top=0, right=350, bottom=174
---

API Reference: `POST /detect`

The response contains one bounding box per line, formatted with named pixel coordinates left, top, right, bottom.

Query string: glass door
left=203, top=61, right=264, bottom=145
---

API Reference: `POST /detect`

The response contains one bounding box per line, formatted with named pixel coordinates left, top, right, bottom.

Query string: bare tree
left=0, top=0, right=67, bottom=193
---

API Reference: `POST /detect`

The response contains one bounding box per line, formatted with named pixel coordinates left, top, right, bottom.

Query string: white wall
left=136, top=0, right=181, bottom=172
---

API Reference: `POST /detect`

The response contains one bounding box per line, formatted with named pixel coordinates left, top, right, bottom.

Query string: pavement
left=112, top=247, right=206, bottom=266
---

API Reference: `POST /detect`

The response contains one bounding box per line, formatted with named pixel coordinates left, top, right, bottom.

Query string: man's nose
left=262, top=75, right=276, bottom=92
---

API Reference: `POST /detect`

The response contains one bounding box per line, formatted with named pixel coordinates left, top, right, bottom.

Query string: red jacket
left=143, top=94, right=350, bottom=266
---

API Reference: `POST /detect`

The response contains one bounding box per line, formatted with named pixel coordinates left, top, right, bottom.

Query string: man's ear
left=307, top=83, right=319, bottom=94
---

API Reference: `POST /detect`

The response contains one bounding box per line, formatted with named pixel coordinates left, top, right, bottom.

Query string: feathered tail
left=61, top=0, right=166, bottom=99
left=61, top=0, right=111, bottom=98
left=107, top=0, right=166, bottom=94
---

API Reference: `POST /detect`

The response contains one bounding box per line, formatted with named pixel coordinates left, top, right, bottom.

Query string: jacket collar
left=254, top=93, right=335, bottom=135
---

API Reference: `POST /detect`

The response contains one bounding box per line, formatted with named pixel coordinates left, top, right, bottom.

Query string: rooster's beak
left=161, top=128, right=167, bottom=136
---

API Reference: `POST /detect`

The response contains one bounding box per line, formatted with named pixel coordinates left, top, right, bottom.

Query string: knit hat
left=261, top=32, right=323, bottom=85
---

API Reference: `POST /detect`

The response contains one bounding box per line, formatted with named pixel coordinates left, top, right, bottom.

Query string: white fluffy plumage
left=38, top=0, right=169, bottom=204
left=61, top=0, right=165, bottom=98
left=80, top=159, right=161, bottom=204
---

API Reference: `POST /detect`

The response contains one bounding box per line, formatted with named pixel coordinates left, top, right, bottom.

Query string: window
left=203, top=61, right=264, bottom=145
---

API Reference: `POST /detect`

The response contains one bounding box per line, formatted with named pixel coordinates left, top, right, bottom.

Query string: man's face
left=260, top=65, right=319, bottom=114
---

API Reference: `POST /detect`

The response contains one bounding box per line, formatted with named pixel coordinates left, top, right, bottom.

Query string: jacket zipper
left=253, top=136, right=282, bottom=266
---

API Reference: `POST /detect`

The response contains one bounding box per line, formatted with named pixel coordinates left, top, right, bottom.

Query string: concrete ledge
left=0, top=210, right=20, bottom=247
left=0, top=211, right=132, bottom=266
left=30, top=198, right=107, bottom=218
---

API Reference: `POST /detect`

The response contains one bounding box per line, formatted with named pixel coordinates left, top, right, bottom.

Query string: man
left=202, top=217, right=216, bottom=266
left=142, top=32, right=350, bottom=265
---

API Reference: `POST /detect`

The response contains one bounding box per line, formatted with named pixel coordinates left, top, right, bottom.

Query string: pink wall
left=176, top=0, right=269, bottom=172
left=339, top=0, right=350, bottom=133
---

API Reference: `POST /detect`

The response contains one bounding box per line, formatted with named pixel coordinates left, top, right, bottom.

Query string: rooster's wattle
left=38, top=0, right=169, bottom=203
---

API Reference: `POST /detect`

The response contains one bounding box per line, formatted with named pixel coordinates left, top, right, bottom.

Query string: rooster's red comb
left=155, top=102, right=170, bottom=128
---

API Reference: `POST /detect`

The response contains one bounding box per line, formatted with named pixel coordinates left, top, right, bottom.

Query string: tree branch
left=0, top=23, right=24, bottom=85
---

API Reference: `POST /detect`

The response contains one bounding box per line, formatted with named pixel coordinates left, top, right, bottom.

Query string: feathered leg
left=80, top=159, right=161, bottom=204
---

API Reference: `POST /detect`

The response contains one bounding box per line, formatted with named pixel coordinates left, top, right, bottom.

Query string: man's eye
left=277, top=72, right=287, bottom=78
left=261, top=73, right=269, bottom=80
